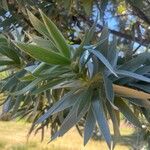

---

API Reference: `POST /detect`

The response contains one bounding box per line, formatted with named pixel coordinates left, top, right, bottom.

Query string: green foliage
left=14, top=43, right=70, bottom=65
left=0, top=1, right=150, bottom=150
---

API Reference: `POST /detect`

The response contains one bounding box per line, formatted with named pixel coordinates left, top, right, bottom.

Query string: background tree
left=0, top=0, right=150, bottom=149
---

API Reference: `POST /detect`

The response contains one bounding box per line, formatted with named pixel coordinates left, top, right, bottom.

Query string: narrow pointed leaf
left=96, top=28, right=109, bottom=57
left=31, top=36, right=58, bottom=51
left=107, top=36, right=118, bottom=67
left=84, top=107, right=96, bottom=145
left=92, top=95, right=112, bottom=149
left=1, top=76, right=17, bottom=92
left=0, top=46, right=20, bottom=64
left=40, top=10, right=70, bottom=58
left=56, top=98, right=90, bottom=137
left=116, top=70, right=150, bottom=83
left=129, top=83, right=150, bottom=93
left=141, top=108, right=150, bottom=123
left=106, top=101, right=120, bottom=137
left=90, top=50, right=118, bottom=77
left=34, top=90, right=81, bottom=125
left=19, top=74, right=35, bottom=81
left=14, top=43, right=71, bottom=65
left=77, top=22, right=96, bottom=53
left=12, top=95, right=24, bottom=115
left=32, top=62, right=48, bottom=75
left=115, top=98, right=142, bottom=128
left=118, top=52, right=150, bottom=71
left=124, top=98, right=150, bottom=108
left=12, top=78, right=42, bottom=95
left=0, top=60, right=16, bottom=66
left=27, top=10, right=50, bottom=38
left=77, top=89, right=92, bottom=115
left=82, top=0, right=93, bottom=15
left=103, top=72, right=114, bottom=103
left=32, top=78, right=65, bottom=95
left=2, top=96, right=14, bottom=113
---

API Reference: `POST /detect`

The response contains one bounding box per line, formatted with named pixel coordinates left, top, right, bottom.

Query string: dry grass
left=0, top=121, right=134, bottom=150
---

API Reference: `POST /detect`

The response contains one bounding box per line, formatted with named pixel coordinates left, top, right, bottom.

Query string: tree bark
left=113, top=84, right=150, bottom=101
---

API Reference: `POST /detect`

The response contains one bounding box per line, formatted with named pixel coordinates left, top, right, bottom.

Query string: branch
left=78, top=14, right=150, bottom=47
left=128, top=1, right=150, bottom=26
left=113, top=84, right=150, bottom=101
left=101, top=25, right=149, bottom=47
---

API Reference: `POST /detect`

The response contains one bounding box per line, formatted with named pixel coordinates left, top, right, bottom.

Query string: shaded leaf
left=141, top=108, right=150, bottom=123
left=52, top=96, right=90, bottom=139
left=103, top=72, right=114, bottom=103
left=2, top=96, right=14, bottom=113
left=0, top=46, right=20, bottom=64
left=92, top=93, right=112, bottom=149
left=117, top=52, right=150, bottom=71
left=32, top=78, right=65, bottom=95
left=34, top=90, right=82, bottom=125
left=12, top=78, right=43, bottom=95
left=129, top=83, right=150, bottom=93
left=96, top=28, right=109, bottom=57
left=84, top=107, right=96, bottom=145
left=0, top=59, right=16, bottom=66
left=106, top=101, right=120, bottom=137
left=124, top=98, right=150, bottom=108
left=116, top=70, right=150, bottom=83
left=82, top=0, right=93, bottom=15
left=115, top=98, right=142, bottom=128
left=77, top=88, right=92, bottom=115
left=77, top=22, right=96, bottom=54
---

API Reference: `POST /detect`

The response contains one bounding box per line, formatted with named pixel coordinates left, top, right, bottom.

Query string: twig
left=77, top=14, right=150, bottom=47
left=133, top=44, right=142, bottom=53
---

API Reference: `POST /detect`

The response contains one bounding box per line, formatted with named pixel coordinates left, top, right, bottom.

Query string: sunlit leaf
left=39, top=10, right=71, bottom=58
left=14, top=43, right=71, bottom=65
left=90, top=50, right=118, bottom=77
left=27, top=10, right=50, bottom=38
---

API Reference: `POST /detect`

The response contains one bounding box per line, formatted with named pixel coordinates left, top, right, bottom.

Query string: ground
left=0, top=121, right=135, bottom=150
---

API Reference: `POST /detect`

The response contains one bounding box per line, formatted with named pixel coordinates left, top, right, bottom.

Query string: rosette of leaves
left=0, top=10, right=150, bottom=149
